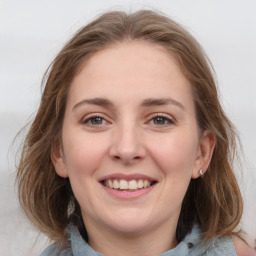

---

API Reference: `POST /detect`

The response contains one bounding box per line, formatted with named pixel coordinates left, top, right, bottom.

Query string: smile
left=99, top=173, right=158, bottom=199
left=103, top=179, right=155, bottom=191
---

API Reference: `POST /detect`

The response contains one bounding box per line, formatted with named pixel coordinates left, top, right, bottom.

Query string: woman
left=17, top=10, right=255, bottom=255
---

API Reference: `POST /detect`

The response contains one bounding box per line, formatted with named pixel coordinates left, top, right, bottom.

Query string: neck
left=85, top=219, right=178, bottom=256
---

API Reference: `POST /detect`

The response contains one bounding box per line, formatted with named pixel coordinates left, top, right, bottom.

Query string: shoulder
left=180, top=224, right=237, bottom=255
left=233, top=236, right=256, bottom=256
left=39, top=244, right=59, bottom=256
left=39, top=244, right=72, bottom=256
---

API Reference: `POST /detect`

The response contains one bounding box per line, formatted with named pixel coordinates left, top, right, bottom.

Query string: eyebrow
left=72, top=97, right=185, bottom=111
left=73, top=98, right=114, bottom=110
left=141, top=98, right=185, bottom=110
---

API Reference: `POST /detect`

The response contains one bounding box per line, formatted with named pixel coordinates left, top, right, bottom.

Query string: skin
left=52, top=41, right=216, bottom=256
left=233, top=237, right=256, bottom=256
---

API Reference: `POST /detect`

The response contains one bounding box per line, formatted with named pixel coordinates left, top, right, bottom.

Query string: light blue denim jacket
left=40, top=223, right=237, bottom=256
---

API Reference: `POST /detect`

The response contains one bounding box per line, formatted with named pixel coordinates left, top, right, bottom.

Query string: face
left=52, top=41, right=213, bottom=239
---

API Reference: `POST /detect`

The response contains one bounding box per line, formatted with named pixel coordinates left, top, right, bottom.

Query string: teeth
left=120, top=179, right=128, bottom=189
left=113, top=179, right=119, bottom=189
left=143, top=180, right=150, bottom=188
left=128, top=180, right=137, bottom=190
left=104, top=179, right=153, bottom=190
left=107, top=180, right=113, bottom=188
left=137, top=179, right=144, bottom=188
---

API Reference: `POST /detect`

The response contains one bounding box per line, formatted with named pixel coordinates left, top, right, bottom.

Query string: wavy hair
left=17, top=10, right=243, bottom=247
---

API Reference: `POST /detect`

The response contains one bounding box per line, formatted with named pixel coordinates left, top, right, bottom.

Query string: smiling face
left=52, top=41, right=214, bottom=243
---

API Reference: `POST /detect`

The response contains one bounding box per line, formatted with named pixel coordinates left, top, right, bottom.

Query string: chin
left=102, top=209, right=155, bottom=235
left=109, top=221, right=151, bottom=235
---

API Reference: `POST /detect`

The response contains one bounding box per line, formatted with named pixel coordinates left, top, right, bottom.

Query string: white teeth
left=113, top=179, right=119, bottom=189
left=119, top=179, right=129, bottom=189
left=107, top=180, right=113, bottom=188
left=143, top=180, right=150, bottom=188
left=137, top=179, right=144, bottom=188
left=104, top=179, right=154, bottom=190
left=128, top=180, right=137, bottom=190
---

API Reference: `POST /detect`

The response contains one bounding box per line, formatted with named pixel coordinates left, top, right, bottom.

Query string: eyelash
left=148, top=114, right=175, bottom=126
left=81, top=113, right=175, bottom=128
left=81, top=114, right=109, bottom=126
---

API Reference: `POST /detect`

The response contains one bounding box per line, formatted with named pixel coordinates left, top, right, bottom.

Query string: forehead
left=68, top=41, right=193, bottom=108
left=76, top=41, right=182, bottom=79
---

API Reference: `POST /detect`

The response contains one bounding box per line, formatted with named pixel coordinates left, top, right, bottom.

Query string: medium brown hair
left=17, top=10, right=243, bottom=246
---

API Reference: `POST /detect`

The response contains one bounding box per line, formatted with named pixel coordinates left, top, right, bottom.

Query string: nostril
left=113, top=155, right=121, bottom=160
left=111, top=154, right=142, bottom=164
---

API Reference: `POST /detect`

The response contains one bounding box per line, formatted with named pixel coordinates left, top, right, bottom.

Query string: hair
left=17, top=9, right=243, bottom=247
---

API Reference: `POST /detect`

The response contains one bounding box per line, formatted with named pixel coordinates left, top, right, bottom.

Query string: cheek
left=148, top=132, right=198, bottom=209
left=147, top=130, right=198, bottom=176
left=62, top=130, right=109, bottom=176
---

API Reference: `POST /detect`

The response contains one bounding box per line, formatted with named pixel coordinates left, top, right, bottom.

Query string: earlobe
left=51, top=142, right=69, bottom=178
left=192, top=131, right=216, bottom=179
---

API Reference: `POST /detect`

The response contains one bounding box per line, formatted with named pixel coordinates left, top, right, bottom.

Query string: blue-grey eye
left=90, top=117, right=104, bottom=125
left=153, top=116, right=171, bottom=125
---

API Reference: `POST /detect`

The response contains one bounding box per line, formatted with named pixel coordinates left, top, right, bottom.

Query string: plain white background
left=0, top=0, right=255, bottom=255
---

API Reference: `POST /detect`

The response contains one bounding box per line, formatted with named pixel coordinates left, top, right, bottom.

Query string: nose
left=109, top=123, right=146, bottom=165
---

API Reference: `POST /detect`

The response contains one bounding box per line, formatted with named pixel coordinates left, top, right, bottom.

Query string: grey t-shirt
left=40, top=223, right=237, bottom=256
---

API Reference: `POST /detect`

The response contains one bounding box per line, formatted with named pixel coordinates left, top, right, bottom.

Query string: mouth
left=99, top=173, right=158, bottom=198
left=101, top=179, right=157, bottom=191
left=100, top=177, right=157, bottom=199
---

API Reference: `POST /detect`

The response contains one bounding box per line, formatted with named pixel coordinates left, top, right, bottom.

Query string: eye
left=89, top=116, right=105, bottom=125
left=82, top=115, right=108, bottom=126
left=149, top=114, right=174, bottom=126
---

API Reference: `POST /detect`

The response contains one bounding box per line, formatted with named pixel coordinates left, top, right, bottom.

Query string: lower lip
left=101, top=183, right=156, bottom=199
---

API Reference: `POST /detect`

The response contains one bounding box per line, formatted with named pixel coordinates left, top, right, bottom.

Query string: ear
left=192, top=131, right=216, bottom=179
left=51, top=140, right=69, bottom=178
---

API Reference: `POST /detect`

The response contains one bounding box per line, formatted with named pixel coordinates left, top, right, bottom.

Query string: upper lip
left=99, top=173, right=157, bottom=182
